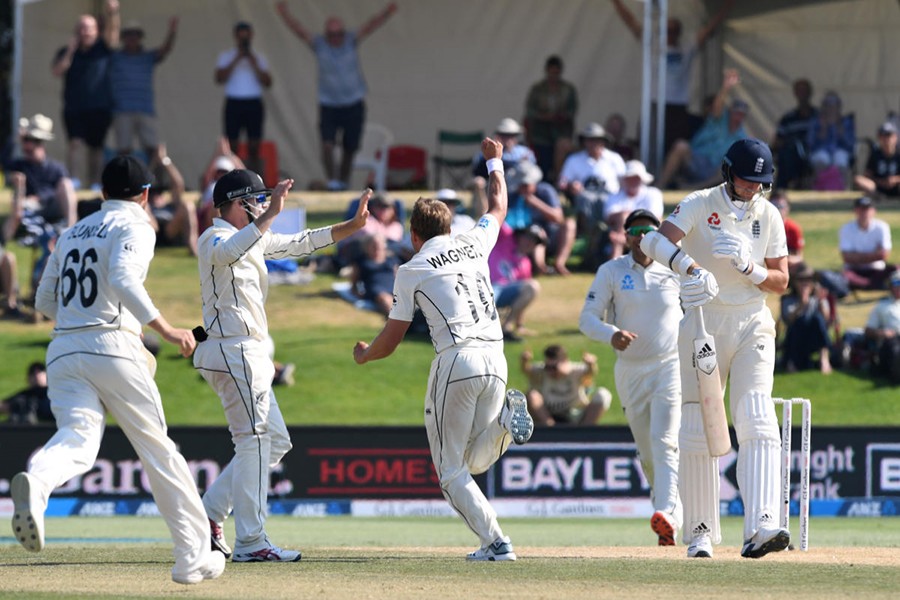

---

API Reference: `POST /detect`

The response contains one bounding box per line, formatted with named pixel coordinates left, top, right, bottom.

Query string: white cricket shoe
left=233, top=541, right=302, bottom=563
left=500, top=389, right=533, bottom=445
left=11, top=472, right=45, bottom=553
left=172, top=550, right=226, bottom=585
left=650, top=510, right=677, bottom=546
left=466, top=536, right=517, bottom=562
left=741, top=527, right=790, bottom=559
left=687, top=534, right=713, bottom=558
left=209, top=518, right=232, bottom=558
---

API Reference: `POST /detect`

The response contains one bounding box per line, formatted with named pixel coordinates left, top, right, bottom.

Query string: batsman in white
left=12, top=156, right=225, bottom=584
left=194, top=169, right=369, bottom=562
left=353, top=138, right=534, bottom=561
left=579, top=208, right=683, bottom=546
left=640, top=138, right=791, bottom=559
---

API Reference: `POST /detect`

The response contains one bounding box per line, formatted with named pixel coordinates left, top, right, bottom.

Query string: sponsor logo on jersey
left=477, top=216, right=491, bottom=229
left=620, top=274, right=634, bottom=290
left=586, top=291, right=596, bottom=301
left=213, top=236, right=223, bottom=246
left=707, top=212, right=721, bottom=226
left=672, top=204, right=681, bottom=215
left=752, top=219, right=761, bottom=238
left=425, top=244, right=483, bottom=269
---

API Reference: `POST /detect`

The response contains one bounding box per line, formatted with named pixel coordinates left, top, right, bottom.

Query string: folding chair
left=432, top=129, right=483, bottom=189
left=387, top=145, right=428, bottom=189
left=352, top=123, right=394, bottom=191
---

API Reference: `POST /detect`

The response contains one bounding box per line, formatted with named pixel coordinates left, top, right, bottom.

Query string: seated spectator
left=772, top=78, right=817, bottom=189
left=779, top=265, right=832, bottom=374
left=558, top=122, right=626, bottom=227
left=0, top=362, right=53, bottom=425
left=604, top=160, right=664, bottom=260
left=349, top=233, right=399, bottom=317
left=839, top=196, right=896, bottom=290
left=807, top=90, right=855, bottom=191
left=604, top=113, right=637, bottom=162
left=520, top=345, right=612, bottom=426
left=435, top=188, right=476, bottom=237
left=658, top=69, right=748, bottom=189
left=6, top=114, right=77, bottom=240
left=864, top=271, right=900, bottom=383
left=854, top=121, right=900, bottom=199
left=109, top=16, right=178, bottom=157
left=488, top=222, right=543, bottom=341
left=197, top=138, right=245, bottom=233
left=524, top=55, right=578, bottom=183
left=144, top=145, right=198, bottom=255
left=770, top=190, right=805, bottom=273
left=471, top=117, right=536, bottom=178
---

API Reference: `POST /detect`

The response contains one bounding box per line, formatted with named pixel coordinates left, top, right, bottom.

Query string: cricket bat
left=692, top=306, right=731, bottom=456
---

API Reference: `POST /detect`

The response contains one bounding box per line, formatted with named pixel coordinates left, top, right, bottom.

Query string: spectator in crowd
left=436, top=188, right=476, bottom=237
left=108, top=16, right=178, bottom=158
left=471, top=118, right=536, bottom=178
left=604, top=113, right=638, bottom=162
left=144, top=145, right=198, bottom=256
left=839, top=196, right=896, bottom=290
left=612, top=0, right=735, bottom=154
left=864, top=271, right=900, bottom=383
left=779, top=265, right=832, bottom=374
left=489, top=223, right=543, bottom=342
left=524, top=55, right=579, bottom=182
left=658, top=69, right=748, bottom=189
left=5, top=114, right=77, bottom=238
left=51, top=0, right=119, bottom=188
left=520, top=346, right=611, bottom=427
left=276, top=1, right=398, bottom=191
left=0, top=362, right=53, bottom=425
left=772, top=78, right=817, bottom=189
left=807, top=90, right=855, bottom=191
left=558, top=122, right=626, bottom=270
left=0, top=249, right=18, bottom=319
left=350, top=233, right=399, bottom=317
left=770, top=190, right=805, bottom=273
left=338, top=194, right=406, bottom=269
left=579, top=208, right=683, bottom=545
left=214, top=21, right=272, bottom=174
left=854, top=121, right=900, bottom=199
left=604, top=160, right=664, bottom=260
left=197, top=138, right=246, bottom=233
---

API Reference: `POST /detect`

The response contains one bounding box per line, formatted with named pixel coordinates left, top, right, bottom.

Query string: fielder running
left=12, top=156, right=225, bottom=584
left=579, top=208, right=683, bottom=546
left=353, top=138, right=534, bottom=561
left=640, top=138, right=790, bottom=558
left=194, top=169, right=369, bottom=562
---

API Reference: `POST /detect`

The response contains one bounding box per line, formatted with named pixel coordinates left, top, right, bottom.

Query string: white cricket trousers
left=424, top=347, right=511, bottom=547
left=193, top=337, right=292, bottom=553
left=615, top=353, right=682, bottom=527
left=29, top=330, right=210, bottom=578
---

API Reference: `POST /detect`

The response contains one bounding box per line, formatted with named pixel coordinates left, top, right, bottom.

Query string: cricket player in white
left=353, top=138, right=534, bottom=561
left=579, top=208, right=683, bottom=546
left=11, top=156, right=225, bottom=584
left=640, top=138, right=791, bottom=559
left=194, top=169, right=369, bottom=562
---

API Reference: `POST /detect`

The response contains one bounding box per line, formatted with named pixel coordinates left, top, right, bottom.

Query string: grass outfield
left=1, top=516, right=898, bottom=599
left=0, top=196, right=898, bottom=426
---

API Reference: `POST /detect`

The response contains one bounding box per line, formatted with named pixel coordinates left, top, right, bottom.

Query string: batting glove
left=680, top=268, right=719, bottom=308
left=712, top=232, right=751, bottom=274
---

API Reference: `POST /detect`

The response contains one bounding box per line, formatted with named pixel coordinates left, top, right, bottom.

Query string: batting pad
left=737, top=438, right=782, bottom=541
left=679, top=403, right=721, bottom=544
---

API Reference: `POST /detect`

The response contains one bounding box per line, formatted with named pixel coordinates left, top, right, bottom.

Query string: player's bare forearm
left=757, top=256, right=789, bottom=294
left=354, top=318, right=410, bottom=364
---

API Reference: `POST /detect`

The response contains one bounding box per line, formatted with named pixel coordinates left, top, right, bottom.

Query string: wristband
left=486, top=158, right=504, bottom=175
left=746, top=262, right=768, bottom=285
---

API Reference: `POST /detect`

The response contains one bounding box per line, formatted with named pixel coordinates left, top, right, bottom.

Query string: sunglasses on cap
left=626, top=225, right=657, bottom=236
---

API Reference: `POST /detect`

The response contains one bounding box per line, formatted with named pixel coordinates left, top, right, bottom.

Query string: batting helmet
left=721, top=138, right=774, bottom=185
left=213, top=169, right=272, bottom=208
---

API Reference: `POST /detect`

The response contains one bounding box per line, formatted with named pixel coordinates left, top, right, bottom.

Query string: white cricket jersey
left=35, top=200, right=160, bottom=337
left=197, top=218, right=333, bottom=340
left=666, top=185, right=787, bottom=306
left=580, top=254, right=681, bottom=361
left=390, top=214, right=504, bottom=354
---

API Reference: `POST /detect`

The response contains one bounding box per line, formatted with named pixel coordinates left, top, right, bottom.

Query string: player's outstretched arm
left=331, top=188, right=372, bottom=243
left=354, top=318, right=410, bottom=364
left=482, top=138, right=507, bottom=225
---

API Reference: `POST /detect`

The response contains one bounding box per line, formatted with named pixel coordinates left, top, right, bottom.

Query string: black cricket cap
left=213, top=169, right=271, bottom=208
left=101, top=155, right=153, bottom=198
left=624, top=208, right=660, bottom=230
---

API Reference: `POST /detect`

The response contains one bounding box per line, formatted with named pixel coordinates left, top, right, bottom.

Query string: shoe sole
left=233, top=554, right=302, bottom=563
left=505, top=390, right=533, bottom=445
left=741, top=530, right=791, bottom=559
left=11, top=473, right=43, bottom=553
left=651, top=512, right=676, bottom=546
left=688, top=549, right=712, bottom=558
left=466, top=552, right=517, bottom=562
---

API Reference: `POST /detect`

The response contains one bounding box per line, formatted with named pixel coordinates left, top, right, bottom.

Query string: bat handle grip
left=695, top=305, right=706, bottom=334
